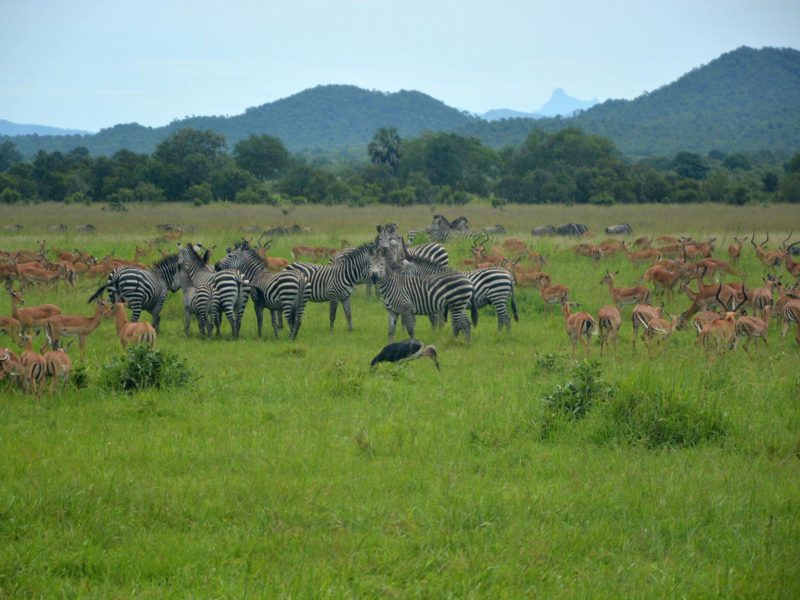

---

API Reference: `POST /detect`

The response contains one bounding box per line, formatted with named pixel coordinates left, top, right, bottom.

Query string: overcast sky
left=1, top=0, right=798, bottom=132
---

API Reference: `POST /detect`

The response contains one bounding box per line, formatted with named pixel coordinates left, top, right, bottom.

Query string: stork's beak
left=432, top=357, right=441, bottom=371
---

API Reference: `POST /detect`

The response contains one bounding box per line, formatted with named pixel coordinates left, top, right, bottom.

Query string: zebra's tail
left=291, top=272, right=308, bottom=336
left=510, top=286, right=519, bottom=322
left=88, top=282, right=109, bottom=304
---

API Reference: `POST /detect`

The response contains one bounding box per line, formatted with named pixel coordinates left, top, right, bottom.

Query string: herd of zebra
left=87, top=223, right=518, bottom=343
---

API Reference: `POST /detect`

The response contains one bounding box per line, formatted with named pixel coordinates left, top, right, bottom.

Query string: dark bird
left=370, top=339, right=440, bottom=371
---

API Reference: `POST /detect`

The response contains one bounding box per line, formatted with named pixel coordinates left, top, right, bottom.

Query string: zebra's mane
left=151, top=253, right=178, bottom=271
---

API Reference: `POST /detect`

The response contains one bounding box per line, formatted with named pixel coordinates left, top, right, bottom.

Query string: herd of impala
left=1, top=229, right=799, bottom=399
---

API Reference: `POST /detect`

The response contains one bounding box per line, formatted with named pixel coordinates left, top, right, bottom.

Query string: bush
left=0, top=188, right=22, bottom=204
left=101, top=345, right=195, bottom=392
left=539, top=360, right=612, bottom=439
left=595, top=387, right=727, bottom=449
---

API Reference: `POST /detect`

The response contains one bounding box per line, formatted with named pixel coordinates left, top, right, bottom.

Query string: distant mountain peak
left=537, top=89, right=598, bottom=117
left=0, top=118, right=91, bottom=137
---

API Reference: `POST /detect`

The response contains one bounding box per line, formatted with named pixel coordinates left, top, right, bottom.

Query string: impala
left=0, top=346, right=21, bottom=386
left=17, top=334, right=47, bottom=401
left=44, top=344, right=73, bottom=394
left=7, top=286, right=62, bottom=334
left=780, top=298, right=800, bottom=344
left=643, top=262, right=691, bottom=300
left=638, top=312, right=680, bottom=350
left=783, top=242, right=800, bottom=280
left=751, top=233, right=784, bottom=268
left=44, top=299, right=113, bottom=357
left=0, top=315, right=21, bottom=340
left=727, top=236, right=747, bottom=263
left=537, top=278, right=570, bottom=316
left=620, top=241, right=662, bottom=264
left=697, top=285, right=748, bottom=352
left=561, top=300, right=596, bottom=358
left=111, top=302, right=157, bottom=350
left=597, top=305, right=621, bottom=353
left=733, top=308, right=770, bottom=352
left=600, top=270, right=651, bottom=308
left=680, top=237, right=715, bottom=260
left=631, top=304, right=663, bottom=349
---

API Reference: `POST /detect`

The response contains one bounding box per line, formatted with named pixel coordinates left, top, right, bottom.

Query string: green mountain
left=460, top=46, right=800, bottom=157
left=3, top=47, right=799, bottom=159
left=4, top=85, right=477, bottom=157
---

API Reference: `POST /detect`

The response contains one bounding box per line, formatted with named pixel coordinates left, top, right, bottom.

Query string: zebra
left=173, top=258, right=217, bottom=337
left=375, top=224, right=449, bottom=267
left=369, top=247, right=474, bottom=341
left=87, top=254, right=179, bottom=332
left=287, top=242, right=374, bottom=332
left=407, top=215, right=490, bottom=246
left=173, top=243, right=250, bottom=338
left=332, top=243, right=378, bottom=299
left=215, top=246, right=309, bottom=340
left=398, top=253, right=518, bottom=332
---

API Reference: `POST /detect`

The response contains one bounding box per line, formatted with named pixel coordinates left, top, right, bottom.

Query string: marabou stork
left=370, top=339, right=440, bottom=371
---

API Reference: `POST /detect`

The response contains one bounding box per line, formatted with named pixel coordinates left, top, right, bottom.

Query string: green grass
left=0, top=202, right=798, bottom=597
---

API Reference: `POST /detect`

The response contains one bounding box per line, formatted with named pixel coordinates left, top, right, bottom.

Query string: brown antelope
left=561, top=300, right=596, bottom=358
left=727, top=236, right=747, bottom=263
left=692, top=310, right=722, bottom=336
left=697, top=284, right=748, bottom=352
left=681, top=268, right=737, bottom=312
left=597, top=305, right=621, bottom=353
left=655, top=235, right=678, bottom=244
left=44, top=344, right=73, bottom=394
left=7, top=286, right=62, bottom=333
left=631, top=304, right=662, bottom=349
left=751, top=233, right=784, bottom=268
left=621, top=241, right=662, bottom=264
left=598, top=239, right=623, bottom=255
left=655, top=242, right=684, bottom=259
left=638, top=313, right=680, bottom=350
left=601, top=270, right=651, bottom=308
left=0, top=315, right=21, bottom=340
left=17, top=334, right=47, bottom=401
left=733, top=308, right=770, bottom=352
left=692, top=257, right=741, bottom=279
left=44, top=299, right=113, bottom=357
left=632, top=236, right=653, bottom=248
left=16, top=263, right=70, bottom=289
left=680, top=237, right=715, bottom=260
left=291, top=245, right=338, bottom=262
left=780, top=298, right=800, bottom=344
left=111, top=302, right=156, bottom=350
left=749, top=277, right=778, bottom=318
left=643, top=262, right=691, bottom=300
left=254, top=244, right=290, bottom=271
left=501, top=237, right=529, bottom=256
left=537, top=278, right=570, bottom=316
left=783, top=242, right=800, bottom=280
left=0, top=346, right=21, bottom=386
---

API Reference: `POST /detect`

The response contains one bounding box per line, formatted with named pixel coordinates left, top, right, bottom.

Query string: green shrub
left=539, top=360, right=612, bottom=439
left=101, top=345, right=195, bottom=392
left=594, top=387, right=727, bottom=449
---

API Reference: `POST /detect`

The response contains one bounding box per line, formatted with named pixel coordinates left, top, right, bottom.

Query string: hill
left=537, top=88, right=598, bottom=117
left=4, top=85, right=478, bottom=157
left=3, top=47, right=799, bottom=159
left=0, top=119, right=90, bottom=137
left=461, top=46, right=800, bottom=157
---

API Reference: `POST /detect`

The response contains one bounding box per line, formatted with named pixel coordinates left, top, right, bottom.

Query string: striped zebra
left=406, top=216, right=490, bottom=246
left=173, top=259, right=217, bottom=337
left=215, top=246, right=309, bottom=340
left=173, top=243, right=250, bottom=339
left=369, top=248, right=474, bottom=341
left=399, top=254, right=518, bottom=332
left=375, top=224, right=449, bottom=267
left=332, top=243, right=378, bottom=298
left=287, top=242, right=374, bottom=331
left=87, top=254, right=179, bottom=332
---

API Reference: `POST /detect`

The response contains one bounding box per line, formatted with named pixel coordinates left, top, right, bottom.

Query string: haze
left=1, top=0, right=798, bottom=132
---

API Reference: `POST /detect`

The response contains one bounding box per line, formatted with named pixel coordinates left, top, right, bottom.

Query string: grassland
left=0, top=202, right=798, bottom=597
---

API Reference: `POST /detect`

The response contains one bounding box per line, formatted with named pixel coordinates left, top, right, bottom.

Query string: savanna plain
left=0, top=202, right=799, bottom=597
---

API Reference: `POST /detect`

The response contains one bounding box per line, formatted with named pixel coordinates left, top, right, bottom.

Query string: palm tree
left=368, top=128, right=402, bottom=173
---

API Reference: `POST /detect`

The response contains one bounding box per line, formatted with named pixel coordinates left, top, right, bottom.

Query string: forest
left=0, top=126, right=798, bottom=208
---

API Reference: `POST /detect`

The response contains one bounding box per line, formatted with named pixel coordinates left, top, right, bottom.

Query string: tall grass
left=0, top=203, right=798, bottom=596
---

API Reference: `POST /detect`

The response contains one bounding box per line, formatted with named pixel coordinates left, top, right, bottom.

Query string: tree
left=670, top=152, right=709, bottom=180
left=368, top=128, right=402, bottom=173
left=151, top=129, right=226, bottom=200
left=0, top=141, right=22, bottom=172
left=762, top=171, right=779, bottom=193
left=234, top=135, right=291, bottom=180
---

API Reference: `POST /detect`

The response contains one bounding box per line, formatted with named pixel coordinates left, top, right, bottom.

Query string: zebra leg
left=271, top=310, right=281, bottom=338
left=184, top=306, right=191, bottom=337
left=329, top=300, right=339, bottom=332
left=343, top=296, right=353, bottom=332
left=401, top=310, right=416, bottom=340
left=387, top=310, right=399, bottom=342
left=223, top=306, right=237, bottom=338
left=254, top=304, right=264, bottom=337
left=149, top=307, right=160, bottom=333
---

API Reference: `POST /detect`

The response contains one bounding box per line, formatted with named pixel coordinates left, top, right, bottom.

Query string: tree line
left=0, top=127, right=798, bottom=207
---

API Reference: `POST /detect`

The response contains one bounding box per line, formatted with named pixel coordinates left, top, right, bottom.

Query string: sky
left=1, top=0, right=799, bottom=132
